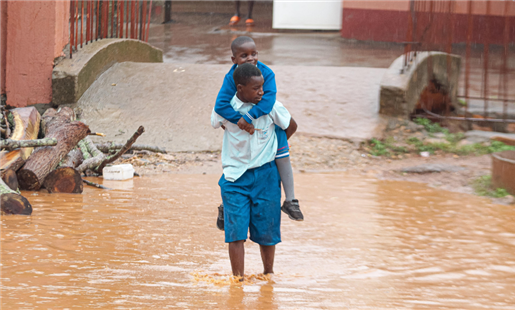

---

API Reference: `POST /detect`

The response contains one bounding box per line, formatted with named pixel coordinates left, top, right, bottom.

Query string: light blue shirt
left=211, top=95, right=291, bottom=182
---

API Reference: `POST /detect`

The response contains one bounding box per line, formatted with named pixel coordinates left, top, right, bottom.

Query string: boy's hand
left=238, top=117, right=255, bottom=135
left=285, top=117, right=298, bottom=140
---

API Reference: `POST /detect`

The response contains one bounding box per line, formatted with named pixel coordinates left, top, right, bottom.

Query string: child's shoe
left=228, top=15, right=240, bottom=26
left=217, top=204, right=224, bottom=231
left=281, top=199, right=304, bottom=221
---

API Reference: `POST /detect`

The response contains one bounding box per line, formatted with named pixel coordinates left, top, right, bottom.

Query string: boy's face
left=237, top=75, right=264, bottom=104
left=231, top=42, right=258, bottom=66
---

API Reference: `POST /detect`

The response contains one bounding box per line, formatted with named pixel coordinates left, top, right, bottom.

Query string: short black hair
left=233, top=63, right=262, bottom=86
left=231, top=36, right=255, bottom=55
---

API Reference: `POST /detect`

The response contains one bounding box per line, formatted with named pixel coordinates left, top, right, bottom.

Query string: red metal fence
left=404, top=0, right=515, bottom=126
left=69, top=0, right=153, bottom=58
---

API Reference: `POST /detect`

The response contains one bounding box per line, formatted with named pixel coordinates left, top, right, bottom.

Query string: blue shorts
left=275, top=125, right=289, bottom=159
left=218, top=161, right=282, bottom=246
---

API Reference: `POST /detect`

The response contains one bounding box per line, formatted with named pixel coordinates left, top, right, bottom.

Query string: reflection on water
left=2, top=173, right=515, bottom=309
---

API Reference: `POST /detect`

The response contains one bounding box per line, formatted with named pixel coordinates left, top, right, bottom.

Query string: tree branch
left=95, top=126, right=145, bottom=174
left=0, top=138, right=57, bottom=150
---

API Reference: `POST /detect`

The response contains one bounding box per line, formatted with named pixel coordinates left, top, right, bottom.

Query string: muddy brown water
left=2, top=173, right=515, bottom=309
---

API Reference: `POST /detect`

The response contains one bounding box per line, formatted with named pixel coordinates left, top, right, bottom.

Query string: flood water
left=2, top=173, right=515, bottom=309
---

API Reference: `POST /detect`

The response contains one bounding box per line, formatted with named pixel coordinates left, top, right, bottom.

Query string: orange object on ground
left=229, top=15, right=240, bottom=26
left=245, top=18, right=254, bottom=26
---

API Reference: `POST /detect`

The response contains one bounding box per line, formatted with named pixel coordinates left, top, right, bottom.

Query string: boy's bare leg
left=259, top=245, right=275, bottom=274
left=234, top=1, right=241, bottom=17
left=247, top=1, right=255, bottom=19
left=229, top=240, right=245, bottom=278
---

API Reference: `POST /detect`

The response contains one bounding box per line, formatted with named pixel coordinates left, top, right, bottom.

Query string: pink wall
left=4, top=1, right=69, bottom=107
left=54, top=0, right=70, bottom=58
left=1, top=1, right=7, bottom=95
left=341, top=0, right=515, bottom=44
left=343, top=1, right=409, bottom=12
left=342, top=0, right=515, bottom=16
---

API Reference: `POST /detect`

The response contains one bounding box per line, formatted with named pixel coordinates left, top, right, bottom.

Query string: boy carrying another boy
left=211, top=63, right=291, bottom=278
left=214, top=36, right=304, bottom=231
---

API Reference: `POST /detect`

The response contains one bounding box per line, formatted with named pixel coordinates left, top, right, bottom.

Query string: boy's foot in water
left=281, top=199, right=304, bottom=221
left=217, top=204, right=224, bottom=231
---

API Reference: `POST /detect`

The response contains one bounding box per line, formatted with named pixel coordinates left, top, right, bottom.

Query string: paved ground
left=78, top=62, right=386, bottom=152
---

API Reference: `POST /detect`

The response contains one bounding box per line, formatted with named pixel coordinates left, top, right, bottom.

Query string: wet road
left=147, top=10, right=515, bottom=111
left=2, top=173, right=515, bottom=309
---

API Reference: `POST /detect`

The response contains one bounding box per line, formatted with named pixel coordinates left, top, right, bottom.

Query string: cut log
left=0, top=150, right=25, bottom=177
left=9, top=107, right=41, bottom=159
left=0, top=138, right=57, bottom=150
left=39, top=107, right=75, bottom=135
left=43, top=148, right=84, bottom=194
left=95, top=143, right=167, bottom=154
left=1, top=169, right=19, bottom=191
left=17, top=108, right=90, bottom=191
left=59, top=148, right=84, bottom=168
left=0, top=107, right=41, bottom=177
left=0, top=177, right=32, bottom=215
left=43, top=167, right=83, bottom=193
left=2, top=110, right=10, bottom=138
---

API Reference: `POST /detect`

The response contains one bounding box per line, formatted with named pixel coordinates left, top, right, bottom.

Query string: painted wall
left=342, top=1, right=515, bottom=16
left=54, top=0, right=71, bottom=58
left=1, top=1, right=7, bottom=95
left=4, top=1, right=69, bottom=107
left=341, top=0, right=515, bottom=43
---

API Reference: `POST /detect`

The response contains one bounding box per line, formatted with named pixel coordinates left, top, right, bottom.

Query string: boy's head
left=231, top=36, right=258, bottom=66
left=233, top=63, right=264, bottom=104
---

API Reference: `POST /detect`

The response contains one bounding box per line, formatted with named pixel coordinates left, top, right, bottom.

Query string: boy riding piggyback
left=214, top=36, right=304, bottom=230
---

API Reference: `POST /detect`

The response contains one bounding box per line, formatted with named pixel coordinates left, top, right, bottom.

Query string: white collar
left=233, top=94, right=251, bottom=110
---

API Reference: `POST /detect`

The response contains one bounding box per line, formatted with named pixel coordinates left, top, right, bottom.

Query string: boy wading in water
left=211, top=63, right=292, bottom=278
left=214, top=36, right=303, bottom=232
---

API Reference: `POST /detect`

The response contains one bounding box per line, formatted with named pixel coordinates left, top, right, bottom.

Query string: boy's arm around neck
left=214, top=68, right=241, bottom=125
left=244, top=67, right=277, bottom=123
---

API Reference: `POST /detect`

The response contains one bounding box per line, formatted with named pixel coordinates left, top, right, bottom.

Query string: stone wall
left=379, top=52, right=461, bottom=118
left=52, top=39, right=163, bottom=105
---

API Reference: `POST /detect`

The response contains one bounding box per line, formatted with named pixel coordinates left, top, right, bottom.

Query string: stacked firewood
left=0, top=106, right=150, bottom=215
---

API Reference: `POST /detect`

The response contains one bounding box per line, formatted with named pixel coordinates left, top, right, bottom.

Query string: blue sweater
left=214, top=61, right=277, bottom=124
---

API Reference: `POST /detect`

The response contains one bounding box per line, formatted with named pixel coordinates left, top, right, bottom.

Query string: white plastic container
left=102, top=164, right=135, bottom=180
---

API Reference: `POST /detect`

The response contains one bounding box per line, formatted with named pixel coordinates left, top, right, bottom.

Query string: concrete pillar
left=5, top=1, right=69, bottom=107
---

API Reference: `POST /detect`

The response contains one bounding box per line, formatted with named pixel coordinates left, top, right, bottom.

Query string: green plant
left=407, top=137, right=438, bottom=153
left=367, top=138, right=408, bottom=157
left=454, top=141, right=515, bottom=156
left=472, top=175, right=510, bottom=198
left=444, top=132, right=465, bottom=144
left=369, top=138, right=389, bottom=156
left=489, top=141, right=515, bottom=153
left=414, top=118, right=448, bottom=134
left=458, top=99, right=467, bottom=106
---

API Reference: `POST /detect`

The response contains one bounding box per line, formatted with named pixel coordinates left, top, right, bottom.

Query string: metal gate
left=69, top=0, right=153, bottom=58
left=403, top=0, right=515, bottom=127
